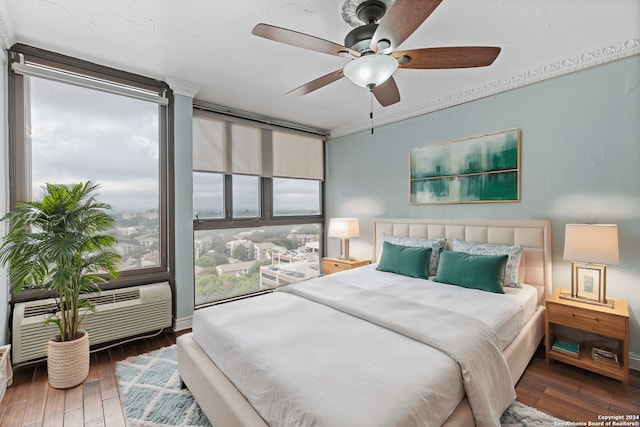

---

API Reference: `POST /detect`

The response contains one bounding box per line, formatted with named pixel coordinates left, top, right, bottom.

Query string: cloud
left=29, top=75, right=160, bottom=211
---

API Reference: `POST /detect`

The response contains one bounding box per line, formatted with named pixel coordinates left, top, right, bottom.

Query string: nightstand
left=545, top=289, right=629, bottom=390
left=321, top=257, right=370, bottom=275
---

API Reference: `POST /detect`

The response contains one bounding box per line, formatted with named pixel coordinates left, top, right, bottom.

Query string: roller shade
left=193, top=112, right=323, bottom=180
left=193, top=113, right=226, bottom=172
left=272, top=131, right=324, bottom=180
left=231, top=123, right=262, bottom=175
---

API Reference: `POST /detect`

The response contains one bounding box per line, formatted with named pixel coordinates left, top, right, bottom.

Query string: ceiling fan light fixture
left=343, top=54, right=398, bottom=89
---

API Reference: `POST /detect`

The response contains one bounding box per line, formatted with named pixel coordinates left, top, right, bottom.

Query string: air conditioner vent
left=12, top=282, right=171, bottom=364
left=85, top=289, right=140, bottom=306
left=23, top=303, right=58, bottom=318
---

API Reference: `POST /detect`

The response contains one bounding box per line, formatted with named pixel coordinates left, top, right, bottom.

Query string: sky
left=30, top=75, right=159, bottom=212
left=29, top=74, right=321, bottom=215
left=192, top=174, right=321, bottom=216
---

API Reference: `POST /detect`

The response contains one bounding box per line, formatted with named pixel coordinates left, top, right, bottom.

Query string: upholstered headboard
left=372, top=218, right=553, bottom=304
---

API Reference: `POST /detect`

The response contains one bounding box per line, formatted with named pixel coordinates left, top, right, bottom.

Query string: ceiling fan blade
left=393, top=47, right=501, bottom=69
left=372, top=76, right=401, bottom=107
left=371, top=0, right=444, bottom=52
left=252, top=23, right=360, bottom=58
left=286, top=69, right=345, bottom=96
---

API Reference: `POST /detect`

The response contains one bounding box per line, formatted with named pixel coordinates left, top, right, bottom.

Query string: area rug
left=116, top=345, right=564, bottom=427
left=116, top=345, right=210, bottom=426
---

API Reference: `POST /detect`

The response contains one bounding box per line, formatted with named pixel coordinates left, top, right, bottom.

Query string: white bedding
left=326, top=264, right=539, bottom=350
left=194, top=291, right=465, bottom=426
left=192, top=266, right=532, bottom=427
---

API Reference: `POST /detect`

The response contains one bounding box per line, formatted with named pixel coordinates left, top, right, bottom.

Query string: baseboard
left=174, top=315, right=193, bottom=332
left=630, top=352, right=640, bottom=372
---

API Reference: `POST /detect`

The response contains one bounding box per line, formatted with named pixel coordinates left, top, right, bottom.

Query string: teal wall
left=173, top=94, right=195, bottom=327
left=326, top=55, right=640, bottom=359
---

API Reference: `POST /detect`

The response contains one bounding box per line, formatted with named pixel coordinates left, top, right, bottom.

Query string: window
left=192, top=110, right=325, bottom=306
left=193, top=172, right=224, bottom=219
left=232, top=175, right=260, bottom=218
left=273, top=178, right=321, bottom=216
left=8, top=44, right=172, bottom=296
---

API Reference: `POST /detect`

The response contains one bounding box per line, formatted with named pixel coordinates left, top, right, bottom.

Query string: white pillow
left=382, top=235, right=446, bottom=277
left=451, top=238, right=523, bottom=288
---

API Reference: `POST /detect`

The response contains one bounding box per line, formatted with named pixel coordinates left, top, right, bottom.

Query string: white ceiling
left=1, top=0, right=639, bottom=137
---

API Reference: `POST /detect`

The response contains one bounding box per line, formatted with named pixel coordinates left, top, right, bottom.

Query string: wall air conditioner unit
left=12, top=282, right=172, bottom=364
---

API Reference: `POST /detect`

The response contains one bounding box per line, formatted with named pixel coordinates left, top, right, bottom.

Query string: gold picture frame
left=571, top=263, right=606, bottom=304
left=409, top=128, right=521, bottom=204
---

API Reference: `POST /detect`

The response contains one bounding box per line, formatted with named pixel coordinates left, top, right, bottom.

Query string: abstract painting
left=410, top=129, right=520, bottom=204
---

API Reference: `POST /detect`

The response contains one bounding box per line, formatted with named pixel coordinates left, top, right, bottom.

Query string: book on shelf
left=591, top=347, right=620, bottom=367
left=552, top=337, right=580, bottom=357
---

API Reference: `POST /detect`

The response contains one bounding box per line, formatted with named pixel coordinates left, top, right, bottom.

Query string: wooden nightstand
left=321, top=257, right=370, bottom=275
left=545, top=288, right=629, bottom=390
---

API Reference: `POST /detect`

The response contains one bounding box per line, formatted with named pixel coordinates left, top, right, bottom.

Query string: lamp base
left=340, top=238, right=351, bottom=261
left=559, top=292, right=615, bottom=308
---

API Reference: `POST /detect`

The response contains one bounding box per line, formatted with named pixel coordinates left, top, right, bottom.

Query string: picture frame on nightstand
left=573, top=264, right=604, bottom=302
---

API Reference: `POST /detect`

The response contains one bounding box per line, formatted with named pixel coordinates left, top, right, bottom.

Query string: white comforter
left=192, top=269, right=521, bottom=427
left=318, top=264, right=539, bottom=350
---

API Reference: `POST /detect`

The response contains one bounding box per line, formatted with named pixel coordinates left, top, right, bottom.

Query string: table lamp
left=562, top=224, right=619, bottom=307
left=328, top=218, right=359, bottom=260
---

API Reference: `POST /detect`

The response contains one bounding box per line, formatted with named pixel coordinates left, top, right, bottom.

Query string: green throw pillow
left=434, top=250, right=508, bottom=293
left=376, top=241, right=432, bottom=279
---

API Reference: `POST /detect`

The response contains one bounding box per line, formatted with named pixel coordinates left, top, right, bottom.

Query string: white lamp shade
left=328, top=218, right=360, bottom=239
left=563, top=224, right=620, bottom=265
left=343, top=54, right=398, bottom=89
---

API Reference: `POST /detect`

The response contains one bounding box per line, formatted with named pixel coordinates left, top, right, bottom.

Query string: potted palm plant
left=0, top=181, right=121, bottom=388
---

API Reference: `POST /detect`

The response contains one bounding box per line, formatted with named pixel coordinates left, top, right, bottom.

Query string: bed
left=178, top=218, right=552, bottom=427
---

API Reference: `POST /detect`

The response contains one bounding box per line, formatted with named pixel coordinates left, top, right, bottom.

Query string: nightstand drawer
left=321, top=258, right=370, bottom=275
left=547, top=302, right=626, bottom=339
left=322, top=260, right=348, bottom=275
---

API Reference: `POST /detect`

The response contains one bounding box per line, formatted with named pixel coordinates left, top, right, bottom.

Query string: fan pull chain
left=370, top=89, right=374, bottom=134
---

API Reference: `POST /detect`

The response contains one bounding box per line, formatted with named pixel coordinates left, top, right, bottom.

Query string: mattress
left=324, top=264, right=539, bottom=350
left=192, top=266, right=528, bottom=427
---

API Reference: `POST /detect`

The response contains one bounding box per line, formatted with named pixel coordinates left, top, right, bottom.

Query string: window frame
left=7, top=44, right=174, bottom=302
left=192, top=109, right=326, bottom=307
left=192, top=174, right=325, bottom=230
left=192, top=109, right=326, bottom=231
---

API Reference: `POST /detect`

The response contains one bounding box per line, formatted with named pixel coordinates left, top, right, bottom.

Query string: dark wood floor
left=518, top=347, right=640, bottom=422
left=0, top=331, right=638, bottom=426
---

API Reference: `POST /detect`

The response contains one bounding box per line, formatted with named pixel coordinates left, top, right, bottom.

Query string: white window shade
left=193, top=113, right=323, bottom=179
left=273, top=132, right=324, bottom=180
left=193, top=114, right=226, bottom=173
left=231, top=123, right=262, bottom=176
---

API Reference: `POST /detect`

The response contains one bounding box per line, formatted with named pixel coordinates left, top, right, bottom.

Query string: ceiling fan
left=252, top=0, right=501, bottom=107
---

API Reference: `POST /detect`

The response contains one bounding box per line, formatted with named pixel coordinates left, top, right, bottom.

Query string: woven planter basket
left=47, top=330, right=90, bottom=389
